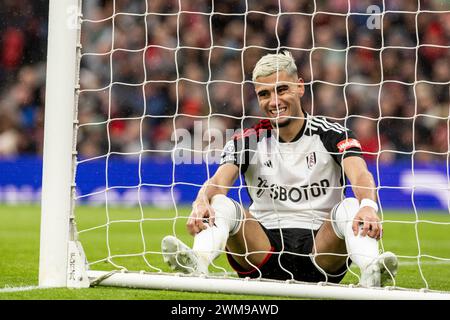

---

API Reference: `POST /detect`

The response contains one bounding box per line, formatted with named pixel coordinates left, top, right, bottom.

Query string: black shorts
left=226, top=225, right=350, bottom=283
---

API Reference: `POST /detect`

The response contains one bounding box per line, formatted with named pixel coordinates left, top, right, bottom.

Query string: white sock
left=332, top=198, right=379, bottom=270
left=193, top=195, right=243, bottom=267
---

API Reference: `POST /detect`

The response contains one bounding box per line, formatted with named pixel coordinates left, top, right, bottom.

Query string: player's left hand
left=352, top=207, right=382, bottom=240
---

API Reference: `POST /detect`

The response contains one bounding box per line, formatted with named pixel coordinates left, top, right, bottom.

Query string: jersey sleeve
left=219, top=137, right=251, bottom=174
left=219, top=120, right=271, bottom=174
left=321, top=127, right=363, bottom=165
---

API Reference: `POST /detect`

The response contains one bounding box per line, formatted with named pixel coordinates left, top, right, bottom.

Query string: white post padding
left=39, top=0, right=81, bottom=288
left=87, top=271, right=450, bottom=300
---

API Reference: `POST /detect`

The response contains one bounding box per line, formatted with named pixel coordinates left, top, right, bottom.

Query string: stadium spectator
left=0, top=0, right=47, bottom=155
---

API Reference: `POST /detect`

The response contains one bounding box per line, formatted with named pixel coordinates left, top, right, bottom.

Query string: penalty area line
left=0, top=285, right=41, bottom=293
left=399, top=260, right=450, bottom=266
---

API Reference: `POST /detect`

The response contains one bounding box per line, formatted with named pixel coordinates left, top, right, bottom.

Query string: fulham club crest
left=306, top=152, right=317, bottom=169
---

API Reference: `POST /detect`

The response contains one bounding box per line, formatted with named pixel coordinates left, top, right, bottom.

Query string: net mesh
left=75, top=0, right=450, bottom=292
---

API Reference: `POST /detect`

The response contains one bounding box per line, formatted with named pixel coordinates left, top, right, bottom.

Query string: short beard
left=270, top=117, right=291, bottom=128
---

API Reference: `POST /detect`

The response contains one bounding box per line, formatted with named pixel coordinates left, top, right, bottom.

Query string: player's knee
left=210, top=194, right=244, bottom=236
left=331, top=197, right=359, bottom=239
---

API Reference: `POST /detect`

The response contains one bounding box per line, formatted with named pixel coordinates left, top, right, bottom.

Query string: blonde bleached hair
left=252, top=50, right=298, bottom=82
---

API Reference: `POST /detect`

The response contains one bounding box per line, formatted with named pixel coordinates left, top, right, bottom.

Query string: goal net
left=39, top=0, right=450, bottom=299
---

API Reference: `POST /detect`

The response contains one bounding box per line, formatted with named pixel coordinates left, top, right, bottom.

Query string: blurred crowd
left=0, top=0, right=48, bottom=156
left=0, top=0, right=448, bottom=163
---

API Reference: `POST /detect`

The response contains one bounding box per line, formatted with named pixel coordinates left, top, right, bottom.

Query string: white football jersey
left=220, top=113, right=363, bottom=230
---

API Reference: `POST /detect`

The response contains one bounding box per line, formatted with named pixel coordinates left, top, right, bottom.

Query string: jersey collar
left=277, top=110, right=309, bottom=143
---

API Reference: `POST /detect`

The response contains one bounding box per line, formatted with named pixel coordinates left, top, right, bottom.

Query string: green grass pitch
left=0, top=204, right=449, bottom=300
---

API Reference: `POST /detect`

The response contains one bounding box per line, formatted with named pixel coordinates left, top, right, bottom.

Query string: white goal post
left=39, top=0, right=450, bottom=300
left=39, top=0, right=87, bottom=288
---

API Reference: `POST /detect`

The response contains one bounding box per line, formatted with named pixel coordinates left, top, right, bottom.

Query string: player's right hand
left=187, top=199, right=215, bottom=236
left=352, top=206, right=382, bottom=240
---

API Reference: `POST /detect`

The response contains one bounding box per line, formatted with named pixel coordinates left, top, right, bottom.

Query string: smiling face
left=254, top=71, right=305, bottom=128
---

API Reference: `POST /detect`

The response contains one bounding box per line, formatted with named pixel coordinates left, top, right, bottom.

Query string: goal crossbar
left=87, top=270, right=450, bottom=300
